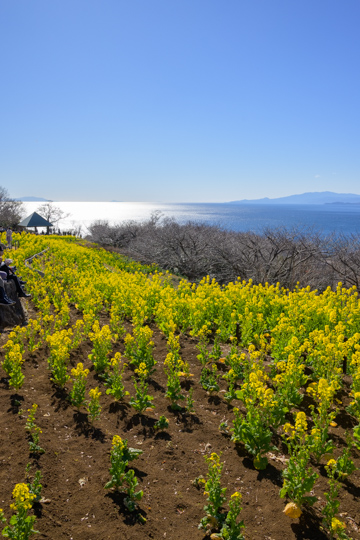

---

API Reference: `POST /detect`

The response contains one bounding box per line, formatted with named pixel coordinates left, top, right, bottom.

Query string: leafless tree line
left=87, top=213, right=360, bottom=291
left=0, top=187, right=24, bottom=228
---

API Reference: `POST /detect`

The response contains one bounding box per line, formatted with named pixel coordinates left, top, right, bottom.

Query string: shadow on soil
left=149, top=378, right=165, bottom=393
left=106, top=491, right=147, bottom=526
left=51, top=387, right=70, bottom=412
left=73, top=411, right=106, bottom=442
left=167, top=407, right=202, bottom=433
left=8, top=393, right=24, bottom=414
left=109, top=401, right=131, bottom=421
left=33, top=502, right=44, bottom=519
left=207, top=394, right=221, bottom=406
left=291, top=508, right=328, bottom=540
left=0, top=376, right=9, bottom=389
left=154, top=431, right=171, bottom=441
left=334, top=407, right=357, bottom=430
left=241, top=456, right=283, bottom=487
left=125, top=413, right=157, bottom=437
left=343, top=477, right=360, bottom=498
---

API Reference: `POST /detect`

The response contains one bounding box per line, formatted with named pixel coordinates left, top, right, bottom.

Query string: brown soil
left=0, top=301, right=360, bottom=540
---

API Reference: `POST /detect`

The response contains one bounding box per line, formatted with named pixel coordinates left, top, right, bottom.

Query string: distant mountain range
left=15, top=196, right=52, bottom=202
left=229, top=191, right=360, bottom=205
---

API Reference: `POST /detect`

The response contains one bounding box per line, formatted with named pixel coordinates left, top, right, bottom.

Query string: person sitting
left=0, top=275, right=16, bottom=305
left=0, top=257, right=30, bottom=298
left=0, top=247, right=25, bottom=283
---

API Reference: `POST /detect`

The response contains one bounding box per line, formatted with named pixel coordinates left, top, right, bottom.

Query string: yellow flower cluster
left=331, top=517, right=346, bottom=533
left=307, top=378, right=337, bottom=407
left=89, top=387, right=101, bottom=400
left=111, top=434, right=125, bottom=450
left=242, top=368, right=276, bottom=410
left=135, top=362, right=148, bottom=378
left=71, top=363, right=89, bottom=379
left=10, top=484, right=35, bottom=512
left=111, top=352, right=122, bottom=368
left=89, top=321, right=113, bottom=345
left=294, top=411, right=307, bottom=433
left=283, top=412, right=308, bottom=439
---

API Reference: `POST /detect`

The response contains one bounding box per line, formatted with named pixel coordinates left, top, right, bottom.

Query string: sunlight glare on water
left=22, top=201, right=360, bottom=236
left=23, top=202, right=166, bottom=232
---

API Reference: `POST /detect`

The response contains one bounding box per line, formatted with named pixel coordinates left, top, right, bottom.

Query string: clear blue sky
left=1, top=0, right=359, bottom=202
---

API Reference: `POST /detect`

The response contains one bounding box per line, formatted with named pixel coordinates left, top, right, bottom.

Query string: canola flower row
left=1, top=232, right=360, bottom=538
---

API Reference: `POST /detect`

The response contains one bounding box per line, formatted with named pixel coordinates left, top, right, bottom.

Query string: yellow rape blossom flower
left=135, top=362, right=148, bottom=378
left=71, top=363, right=89, bottom=378
left=112, top=435, right=124, bottom=448
left=295, top=411, right=307, bottom=433
left=10, top=484, right=35, bottom=511
left=331, top=517, right=346, bottom=533
left=89, top=387, right=101, bottom=400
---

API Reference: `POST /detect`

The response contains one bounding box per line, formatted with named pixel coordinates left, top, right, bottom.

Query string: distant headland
left=229, top=191, right=360, bottom=205
left=15, top=196, right=52, bottom=202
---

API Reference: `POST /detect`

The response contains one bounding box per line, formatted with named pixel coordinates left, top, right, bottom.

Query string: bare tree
left=69, top=221, right=83, bottom=237
left=319, top=233, right=360, bottom=291
left=0, top=186, right=24, bottom=228
left=37, top=202, right=70, bottom=233
left=87, top=216, right=360, bottom=291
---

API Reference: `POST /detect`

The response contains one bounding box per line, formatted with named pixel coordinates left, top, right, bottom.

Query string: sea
left=22, top=201, right=360, bottom=236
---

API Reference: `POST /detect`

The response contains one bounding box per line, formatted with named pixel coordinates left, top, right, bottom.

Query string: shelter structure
left=19, top=212, right=53, bottom=230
